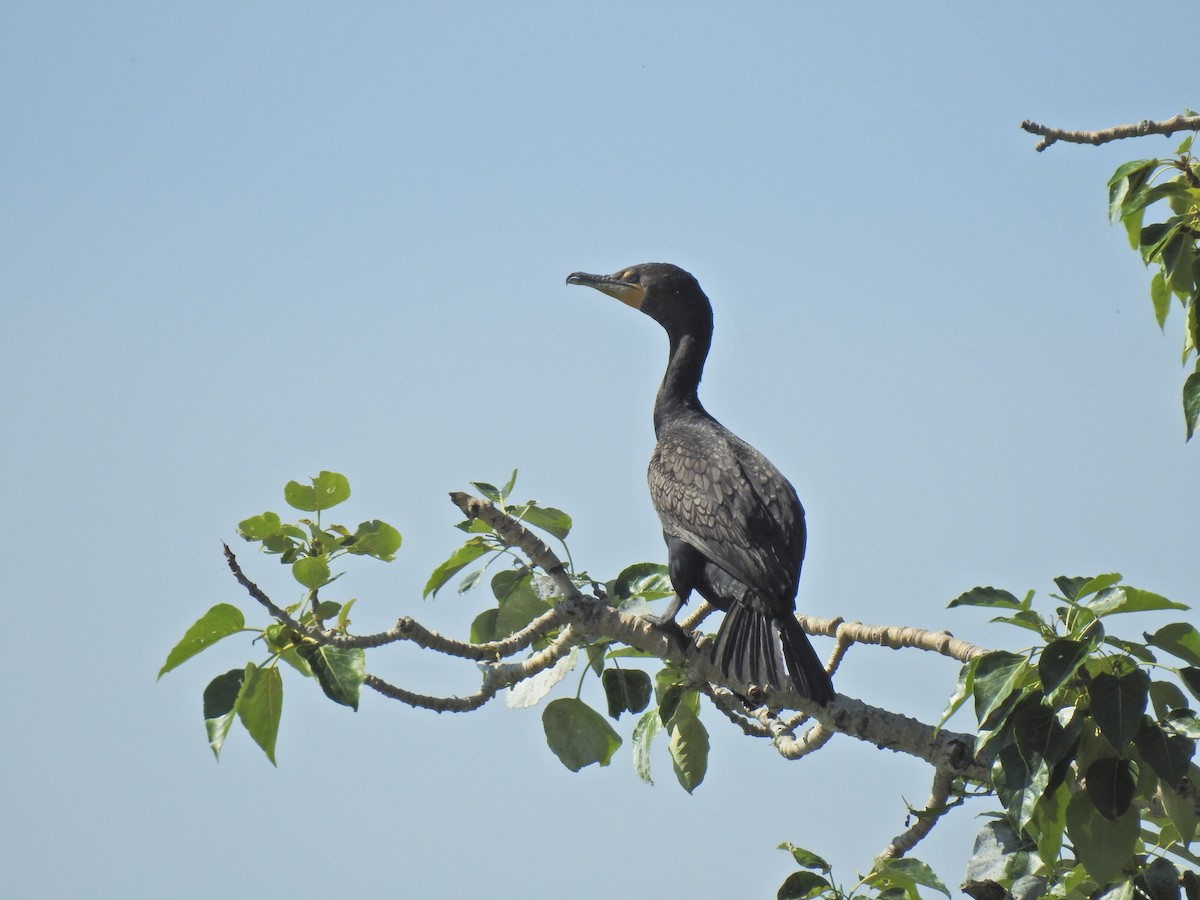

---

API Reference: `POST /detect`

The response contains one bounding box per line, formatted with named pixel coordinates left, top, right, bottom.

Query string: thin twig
left=1021, top=114, right=1200, bottom=152
left=877, top=768, right=957, bottom=859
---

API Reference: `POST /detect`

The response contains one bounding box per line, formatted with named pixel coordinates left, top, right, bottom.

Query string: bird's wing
left=648, top=419, right=804, bottom=600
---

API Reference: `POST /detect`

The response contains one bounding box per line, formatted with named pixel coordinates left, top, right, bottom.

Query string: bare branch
left=754, top=705, right=834, bottom=761
left=678, top=600, right=715, bottom=631
left=364, top=673, right=497, bottom=712
left=877, top=768, right=957, bottom=859
left=363, top=626, right=580, bottom=713
left=798, top=615, right=987, bottom=663
left=1021, top=114, right=1200, bottom=152
left=701, top=683, right=771, bottom=737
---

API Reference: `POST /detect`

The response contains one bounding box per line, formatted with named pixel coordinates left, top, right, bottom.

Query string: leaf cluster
left=159, top=471, right=393, bottom=762
left=1107, top=128, right=1200, bottom=438
left=945, top=576, right=1200, bottom=897
left=775, top=844, right=950, bottom=900
left=419, top=473, right=710, bottom=790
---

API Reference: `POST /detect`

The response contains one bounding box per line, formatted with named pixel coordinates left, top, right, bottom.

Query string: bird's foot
left=637, top=612, right=692, bottom=657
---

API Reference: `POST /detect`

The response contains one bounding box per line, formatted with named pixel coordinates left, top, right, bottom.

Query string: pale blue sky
left=3, top=4, right=1196, bottom=897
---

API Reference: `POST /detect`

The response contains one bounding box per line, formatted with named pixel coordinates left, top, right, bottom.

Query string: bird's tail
left=712, top=598, right=835, bottom=705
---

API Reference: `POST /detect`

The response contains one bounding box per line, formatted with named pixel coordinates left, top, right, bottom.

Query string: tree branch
left=223, top=543, right=566, bottom=659
left=1021, top=114, right=1200, bottom=152
left=225, top=493, right=991, bottom=781
left=797, top=615, right=987, bottom=664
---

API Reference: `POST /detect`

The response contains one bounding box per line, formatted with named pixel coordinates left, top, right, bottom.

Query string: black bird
left=567, top=263, right=835, bottom=706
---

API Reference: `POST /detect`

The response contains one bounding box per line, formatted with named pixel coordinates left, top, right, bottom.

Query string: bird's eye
left=619, top=269, right=639, bottom=282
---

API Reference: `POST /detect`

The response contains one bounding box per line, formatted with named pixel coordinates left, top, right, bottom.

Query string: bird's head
left=566, top=263, right=712, bottom=336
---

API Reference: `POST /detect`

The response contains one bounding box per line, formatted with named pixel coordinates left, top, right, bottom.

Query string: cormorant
left=567, top=263, right=835, bottom=706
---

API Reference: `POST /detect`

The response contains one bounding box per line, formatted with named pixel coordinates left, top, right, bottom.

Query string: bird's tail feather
left=712, top=599, right=835, bottom=705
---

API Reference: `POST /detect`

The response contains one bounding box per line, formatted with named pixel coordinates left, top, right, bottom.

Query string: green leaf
left=512, top=503, right=573, bottom=541
left=202, top=668, right=247, bottom=759
left=1164, top=230, right=1197, bottom=295
left=237, top=511, right=283, bottom=541
left=313, top=599, right=341, bottom=620
left=1065, top=792, right=1139, bottom=885
left=1091, top=670, right=1149, bottom=752
left=237, top=664, right=283, bottom=766
left=336, top=597, right=357, bottom=631
left=1146, top=623, right=1200, bottom=667
left=668, top=711, right=709, bottom=793
left=423, top=538, right=490, bottom=599
left=345, top=519, right=402, bottom=561
left=871, top=858, right=950, bottom=899
left=777, top=843, right=831, bottom=872
left=1076, top=573, right=1123, bottom=600
left=601, top=668, right=652, bottom=719
left=585, top=643, right=607, bottom=677
left=1185, top=369, right=1200, bottom=442
left=542, top=698, right=621, bottom=772
left=948, top=586, right=1022, bottom=609
left=1142, top=221, right=1183, bottom=264
left=1038, top=639, right=1090, bottom=695
left=495, top=575, right=551, bottom=638
left=1085, top=757, right=1136, bottom=820
left=1053, top=576, right=1091, bottom=602
left=469, top=608, right=498, bottom=644
left=1122, top=204, right=1146, bottom=250
left=973, top=651, right=1029, bottom=727
left=471, top=480, right=503, bottom=503
left=1181, top=668, right=1200, bottom=703
left=1123, top=181, right=1190, bottom=219
left=1152, top=271, right=1172, bottom=328
left=1185, top=868, right=1200, bottom=900
left=1134, top=718, right=1195, bottom=789
left=1161, top=765, right=1200, bottom=845
left=159, top=603, right=246, bottom=678
left=993, top=742, right=1049, bottom=830
left=776, top=871, right=832, bottom=900
left=284, top=471, right=350, bottom=512
left=1138, top=858, right=1183, bottom=900
left=632, top=707, right=662, bottom=785
left=938, top=657, right=978, bottom=731
left=292, top=555, right=330, bottom=589
left=1108, top=159, right=1157, bottom=218
left=611, top=562, right=675, bottom=602
left=989, top=609, right=1046, bottom=633
left=1031, top=781, right=1070, bottom=868
left=296, top=644, right=364, bottom=710
left=1014, top=697, right=1072, bottom=764
left=1151, top=679, right=1191, bottom=717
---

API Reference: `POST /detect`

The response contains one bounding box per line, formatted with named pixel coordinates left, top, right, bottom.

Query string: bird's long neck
left=653, top=325, right=712, bottom=435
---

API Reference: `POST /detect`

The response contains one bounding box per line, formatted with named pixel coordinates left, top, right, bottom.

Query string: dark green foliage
left=950, top=572, right=1198, bottom=897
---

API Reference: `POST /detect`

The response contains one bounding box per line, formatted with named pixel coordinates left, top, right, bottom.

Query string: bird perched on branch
left=567, top=263, right=835, bottom=706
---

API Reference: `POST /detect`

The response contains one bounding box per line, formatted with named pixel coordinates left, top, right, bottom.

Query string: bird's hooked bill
left=566, top=269, right=647, bottom=310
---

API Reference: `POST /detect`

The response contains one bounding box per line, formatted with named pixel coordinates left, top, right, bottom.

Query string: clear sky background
left=3, top=4, right=1196, bottom=898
